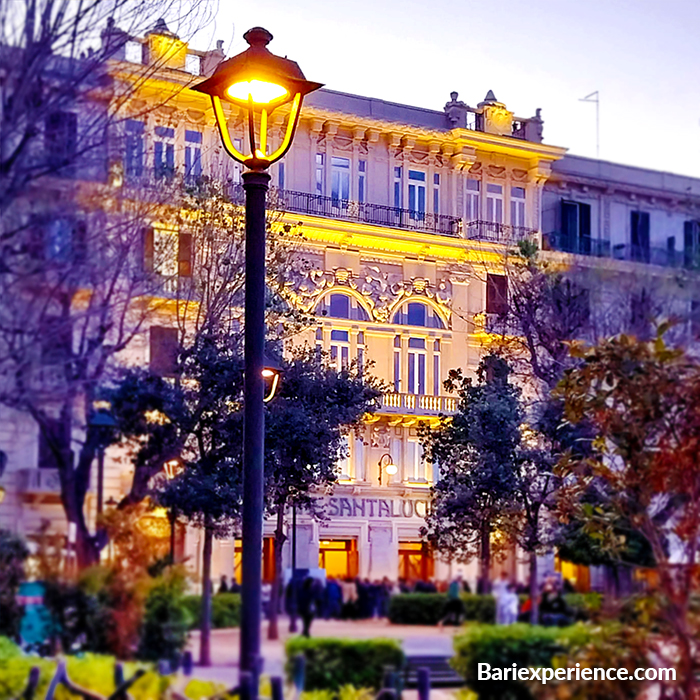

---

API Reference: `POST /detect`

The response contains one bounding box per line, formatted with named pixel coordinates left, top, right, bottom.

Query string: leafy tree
left=109, top=329, right=245, bottom=666
left=264, top=347, right=383, bottom=639
left=420, top=355, right=522, bottom=594
left=556, top=330, right=700, bottom=698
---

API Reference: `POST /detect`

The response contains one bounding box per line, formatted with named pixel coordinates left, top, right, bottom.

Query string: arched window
left=317, top=293, right=370, bottom=321
left=391, top=301, right=445, bottom=329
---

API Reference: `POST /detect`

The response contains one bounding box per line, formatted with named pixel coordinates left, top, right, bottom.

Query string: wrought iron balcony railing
left=464, top=220, right=539, bottom=244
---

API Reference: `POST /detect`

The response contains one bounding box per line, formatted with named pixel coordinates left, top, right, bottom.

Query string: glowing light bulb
left=227, top=80, right=288, bottom=105
left=385, top=463, right=398, bottom=475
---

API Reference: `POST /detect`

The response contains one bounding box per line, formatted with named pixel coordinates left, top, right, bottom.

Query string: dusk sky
left=197, top=0, right=700, bottom=178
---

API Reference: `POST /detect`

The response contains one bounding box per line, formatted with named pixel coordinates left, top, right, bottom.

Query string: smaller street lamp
left=89, top=409, right=117, bottom=516
left=262, top=353, right=283, bottom=403
left=378, top=453, right=398, bottom=486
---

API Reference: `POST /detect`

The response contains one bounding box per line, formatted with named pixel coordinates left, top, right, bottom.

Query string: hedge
left=286, top=638, right=404, bottom=691
left=451, top=623, right=592, bottom=700
left=388, top=594, right=495, bottom=625
left=182, top=592, right=241, bottom=629
left=388, top=593, right=601, bottom=625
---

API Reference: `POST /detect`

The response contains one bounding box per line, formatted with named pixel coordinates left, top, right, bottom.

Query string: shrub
left=0, top=637, right=21, bottom=661
left=183, top=592, right=241, bottom=629
left=286, top=638, right=404, bottom=691
left=0, top=654, right=166, bottom=700
left=388, top=594, right=496, bottom=625
left=0, top=530, right=29, bottom=638
left=452, top=623, right=592, bottom=700
left=138, top=566, right=192, bottom=661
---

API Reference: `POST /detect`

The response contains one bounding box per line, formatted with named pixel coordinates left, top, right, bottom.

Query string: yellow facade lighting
left=193, top=27, right=323, bottom=172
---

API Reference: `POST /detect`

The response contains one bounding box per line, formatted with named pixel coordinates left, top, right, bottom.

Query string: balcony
left=229, top=185, right=462, bottom=237
left=380, top=393, right=457, bottom=416
left=464, top=220, right=539, bottom=245
left=544, top=232, right=694, bottom=269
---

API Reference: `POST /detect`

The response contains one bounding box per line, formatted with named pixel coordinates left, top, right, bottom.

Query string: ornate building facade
left=2, top=21, right=700, bottom=590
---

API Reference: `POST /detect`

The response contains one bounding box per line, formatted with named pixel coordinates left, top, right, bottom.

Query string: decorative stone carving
left=512, top=169, right=528, bottom=182
left=487, top=165, right=507, bottom=179
left=444, top=91, right=469, bottom=129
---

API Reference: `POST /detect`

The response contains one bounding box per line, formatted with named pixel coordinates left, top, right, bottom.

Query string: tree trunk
left=528, top=551, right=539, bottom=624
left=267, top=507, right=286, bottom=641
left=479, top=522, right=491, bottom=594
left=200, top=524, right=213, bottom=667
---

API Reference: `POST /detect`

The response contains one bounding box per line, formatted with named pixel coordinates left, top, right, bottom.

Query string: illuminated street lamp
left=193, top=28, right=321, bottom=686
left=378, top=453, right=398, bottom=486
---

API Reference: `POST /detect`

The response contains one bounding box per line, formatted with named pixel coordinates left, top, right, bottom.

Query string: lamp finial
left=243, top=27, right=273, bottom=48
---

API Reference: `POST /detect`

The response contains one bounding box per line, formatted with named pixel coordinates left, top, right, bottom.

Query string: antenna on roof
left=579, top=91, right=600, bottom=159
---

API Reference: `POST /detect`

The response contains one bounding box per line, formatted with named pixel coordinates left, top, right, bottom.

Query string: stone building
left=1, top=20, right=700, bottom=592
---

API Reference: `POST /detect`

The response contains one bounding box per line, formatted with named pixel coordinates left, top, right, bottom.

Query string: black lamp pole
left=240, top=169, right=270, bottom=679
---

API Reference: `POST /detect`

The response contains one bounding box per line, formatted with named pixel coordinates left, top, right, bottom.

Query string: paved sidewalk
left=186, top=617, right=462, bottom=686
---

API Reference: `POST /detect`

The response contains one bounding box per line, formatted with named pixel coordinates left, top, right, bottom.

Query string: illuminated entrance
left=398, top=541, right=434, bottom=581
left=234, top=537, right=276, bottom=583
left=319, top=539, right=358, bottom=578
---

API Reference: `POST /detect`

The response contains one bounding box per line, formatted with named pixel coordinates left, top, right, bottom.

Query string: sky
left=193, top=0, right=700, bottom=178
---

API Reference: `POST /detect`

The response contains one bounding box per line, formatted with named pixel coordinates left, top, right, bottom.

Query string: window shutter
left=149, top=326, right=179, bottom=376
left=561, top=200, right=578, bottom=252
left=579, top=203, right=591, bottom=254
left=486, top=274, right=508, bottom=315
left=142, top=227, right=154, bottom=272
left=178, top=233, right=193, bottom=277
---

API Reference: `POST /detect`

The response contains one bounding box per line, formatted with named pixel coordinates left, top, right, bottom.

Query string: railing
left=269, top=189, right=462, bottom=237
left=381, top=393, right=457, bottom=415
left=544, top=232, right=696, bottom=269
left=16, top=468, right=62, bottom=493
left=464, top=220, right=538, bottom=245
left=542, top=232, right=611, bottom=258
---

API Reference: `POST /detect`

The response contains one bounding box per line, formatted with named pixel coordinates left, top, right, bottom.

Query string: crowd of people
left=215, top=571, right=577, bottom=636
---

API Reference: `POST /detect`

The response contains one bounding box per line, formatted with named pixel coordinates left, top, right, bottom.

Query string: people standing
left=298, top=575, right=323, bottom=637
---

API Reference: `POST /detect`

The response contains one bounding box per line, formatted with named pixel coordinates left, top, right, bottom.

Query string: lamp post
left=378, top=453, right=398, bottom=486
left=193, top=28, right=321, bottom=686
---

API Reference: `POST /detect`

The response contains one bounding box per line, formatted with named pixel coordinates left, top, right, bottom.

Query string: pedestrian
left=499, top=583, right=519, bottom=625
left=298, top=575, right=323, bottom=637
left=218, top=575, right=229, bottom=594
left=439, top=575, right=465, bottom=627
left=493, top=573, right=511, bottom=624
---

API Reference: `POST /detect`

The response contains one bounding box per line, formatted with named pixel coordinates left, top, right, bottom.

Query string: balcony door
left=331, top=157, right=350, bottom=212
left=408, top=170, right=426, bottom=223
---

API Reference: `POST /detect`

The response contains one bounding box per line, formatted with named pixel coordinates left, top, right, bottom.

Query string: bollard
left=417, top=668, right=430, bottom=700
left=21, top=666, right=40, bottom=700
left=239, top=671, right=254, bottom=700
left=271, top=676, right=284, bottom=700
left=157, top=660, right=171, bottom=676
left=113, top=663, right=126, bottom=700
left=292, top=653, right=306, bottom=694
left=182, top=650, right=193, bottom=676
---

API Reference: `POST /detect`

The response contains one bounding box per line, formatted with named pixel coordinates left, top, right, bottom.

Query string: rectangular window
left=154, top=125, right=175, bottom=178
left=125, top=119, right=145, bottom=178
left=184, top=130, right=202, bottom=180
left=406, top=440, right=425, bottom=481
left=38, top=417, right=72, bottom=470
left=125, top=41, right=142, bottom=63
left=486, top=273, right=508, bottom=315
left=408, top=170, right=426, bottom=220
left=185, top=53, right=201, bottom=75
left=45, top=111, right=77, bottom=174
left=408, top=338, right=426, bottom=395
left=393, top=339, right=401, bottom=392
left=394, top=166, right=402, bottom=209
left=331, top=157, right=350, bottom=204
left=330, top=329, right=350, bottom=369
left=510, top=186, right=526, bottom=227
left=358, top=160, right=367, bottom=203
left=684, top=220, right=700, bottom=268
left=561, top=200, right=592, bottom=254
left=433, top=173, right=440, bottom=215
left=278, top=162, right=285, bottom=190
left=152, top=226, right=178, bottom=276
left=465, top=179, right=480, bottom=221
left=178, top=233, right=193, bottom=277
left=631, top=211, right=650, bottom=263
left=149, top=326, right=179, bottom=376
left=315, top=153, right=325, bottom=195
left=433, top=352, right=440, bottom=396
left=486, top=183, right=504, bottom=224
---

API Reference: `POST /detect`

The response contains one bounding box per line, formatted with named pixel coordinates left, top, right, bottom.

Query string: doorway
left=319, top=539, right=358, bottom=578
left=398, top=541, right=434, bottom=581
